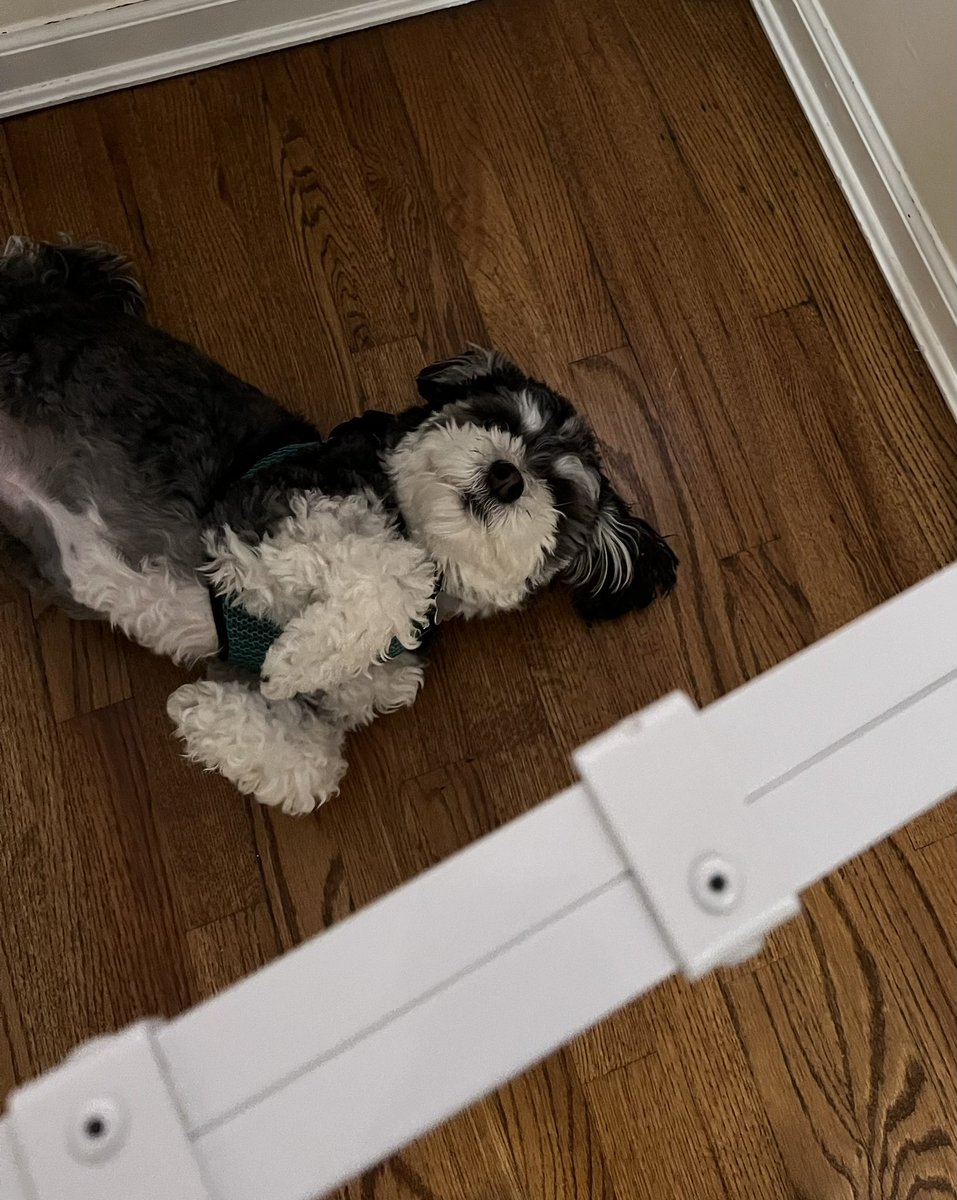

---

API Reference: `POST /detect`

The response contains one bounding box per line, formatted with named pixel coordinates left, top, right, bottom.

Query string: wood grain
left=0, top=0, right=954, bottom=1195
left=493, top=1049, right=619, bottom=1200
left=585, top=1048, right=728, bottom=1200
left=33, top=606, right=131, bottom=723
left=382, top=13, right=568, bottom=380
left=908, top=797, right=957, bottom=852
left=324, top=32, right=489, bottom=360
left=186, top=904, right=280, bottom=1000
left=0, top=607, right=191, bottom=1079
left=336, top=1103, right=526, bottom=1200
left=122, top=646, right=267, bottom=931
left=725, top=887, right=957, bottom=1199
left=501, top=0, right=781, bottom=559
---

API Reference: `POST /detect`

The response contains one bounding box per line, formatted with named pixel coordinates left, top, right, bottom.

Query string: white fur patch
left=205, top=490, right=436, bottom=700
left=519, top=390, right=545, bottom=434
left=167, top=680, right=346, bottom=815
left=320, top=653, right=425, bottom=731
left=206, top=490, right=435, bottom=698
left=386, top=420, right=558, bottom=617
left=554, top=453, right=600, bottom=501
left=204, top=491, right=407, bottom=624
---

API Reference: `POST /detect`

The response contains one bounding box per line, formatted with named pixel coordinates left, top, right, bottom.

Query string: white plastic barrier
left=2, top=563, right=956, bottom=1200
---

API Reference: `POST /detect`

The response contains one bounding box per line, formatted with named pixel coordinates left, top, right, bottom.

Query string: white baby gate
left=1, top=562, right=955, bottom=1200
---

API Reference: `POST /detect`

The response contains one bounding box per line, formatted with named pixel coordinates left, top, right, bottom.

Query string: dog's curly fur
left=0, top=238, right=678, bottom=813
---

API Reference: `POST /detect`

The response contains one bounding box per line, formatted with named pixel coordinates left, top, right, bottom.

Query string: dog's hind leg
left=167, top=680, right=347, bottom=814
left=0, top=528, right=101, bottom=618
left=0, top=458, right=215, bottom=662
left=57, top=521, right=218, bottom=664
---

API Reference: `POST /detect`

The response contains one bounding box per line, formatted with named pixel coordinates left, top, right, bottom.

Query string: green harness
left=208, top=442, right=436, bottom=675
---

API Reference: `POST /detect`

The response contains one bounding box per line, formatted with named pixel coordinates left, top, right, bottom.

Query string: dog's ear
left=326, top=408, right=398, bottom=448
left=563, top=480, right=678, bottom=621
left=416, top=346, right=527, bottom=407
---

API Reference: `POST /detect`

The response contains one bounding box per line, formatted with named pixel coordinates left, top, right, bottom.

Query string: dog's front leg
left=259, top=540, right=436, bottom=701
left=319, top=652, right=426, bottom=731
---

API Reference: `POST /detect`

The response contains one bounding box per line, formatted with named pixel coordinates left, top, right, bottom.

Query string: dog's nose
left=487, top=460, right=525, bottom=504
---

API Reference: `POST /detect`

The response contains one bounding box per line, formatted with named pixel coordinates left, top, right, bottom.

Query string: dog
left=0, top=238, right=678, bottom=813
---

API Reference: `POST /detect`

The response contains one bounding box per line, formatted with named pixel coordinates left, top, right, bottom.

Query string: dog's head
left=384, top=347, right=678, bottom=619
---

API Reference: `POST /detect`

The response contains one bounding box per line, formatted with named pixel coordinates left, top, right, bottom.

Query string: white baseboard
left=751, top=0, right=957, bottom=420
left=0, top=0, right=471, bottom=118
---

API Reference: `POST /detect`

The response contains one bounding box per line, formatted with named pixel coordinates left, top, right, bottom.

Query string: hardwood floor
left=1, top=0, right=955, bottom=1195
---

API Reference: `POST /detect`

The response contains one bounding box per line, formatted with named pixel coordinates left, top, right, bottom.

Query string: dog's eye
left=544, top=474, right=577, bottom=514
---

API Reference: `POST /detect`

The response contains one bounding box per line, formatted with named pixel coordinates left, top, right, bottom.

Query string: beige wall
left=1, top=0, right=132, bottom=33
left=820, top=0, right=956, bottom=264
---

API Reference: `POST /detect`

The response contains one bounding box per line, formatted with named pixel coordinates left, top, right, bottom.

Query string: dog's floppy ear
left=416, top=346, right=527, bottom=407
left=563, top=480, right=678, bottom=621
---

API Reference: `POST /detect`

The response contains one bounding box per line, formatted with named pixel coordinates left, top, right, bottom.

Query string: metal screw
left=691, top=854, right=742, bottom=913
left=69, top=1097, right=127, bottom=1163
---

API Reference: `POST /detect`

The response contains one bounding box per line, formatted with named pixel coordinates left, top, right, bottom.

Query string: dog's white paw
left=167, top=680, right=346, bottom=815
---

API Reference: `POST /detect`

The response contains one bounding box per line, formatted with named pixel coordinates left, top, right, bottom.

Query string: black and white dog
left=0, top=239, right=677, bottom=813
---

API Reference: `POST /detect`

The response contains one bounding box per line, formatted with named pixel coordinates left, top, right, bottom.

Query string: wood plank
left=0, top=125, right=26, bottom=232
left=331, top=1104, right=525, bottom=1200
left=822, top=840, right=957, bottom=1080
left=324, top=30, right=488, bottom=361
left=34, top=607, right=130, bottom=723
left=916, top=836, right=957, bottom=939
left=724, top=878, right=957, bottom=1199
left=390, top=732, right=574, bottom=873
left=610, top=0, right=813, bottom=316
left=608, top=0, right=957, bottom=578
left=493, top=1049, right=619, bottom=1200
left=570, top=997, right=660, bottom=1086
left=0, top=100, right=139, bottom=261
left=806, top=285, right=956, bottom=580
left=0, top=564, right=24, bottom=606
left=186, top=904, right=280, bottom=1001
left=317, top=730, right=571, bottom=924
left=0, top=932, right=30, bottom=1093
left=382, top=12, right=567, bottom=380
left=95, top=76, right=363, bottom=428
left=319, top=601, right=555, bottom=813
left=758, top=302, right=955, bottom=598
left=584, top=1049, right=728, bottom=1200
left=252, top=51, right=411, bottom=354
left=393, top=4, right=622, bottom=364
left=0, top=999, right=17, bottom=1101
left=552, top=349, right=745, bottom=726
left=501, top=0, right=780, bottom=558
left=122, top=645, right=266, bottom=931
left=659, top=974, right=794, bottom=1198
left=719, top=536, right=816, bottom=677
left=250, top=803, right=355, bottom=950
left=353, top=337, right=428, bottom=414
left=908, top=796, right=957, bottom=851
left=0, top=606, right=191, bottom=1077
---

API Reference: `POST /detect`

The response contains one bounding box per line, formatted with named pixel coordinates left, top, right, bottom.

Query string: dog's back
left=0, top=237, right=316, bottom=608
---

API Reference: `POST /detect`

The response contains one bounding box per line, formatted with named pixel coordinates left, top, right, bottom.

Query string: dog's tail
left=0, top=236, right=145, bottom=316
